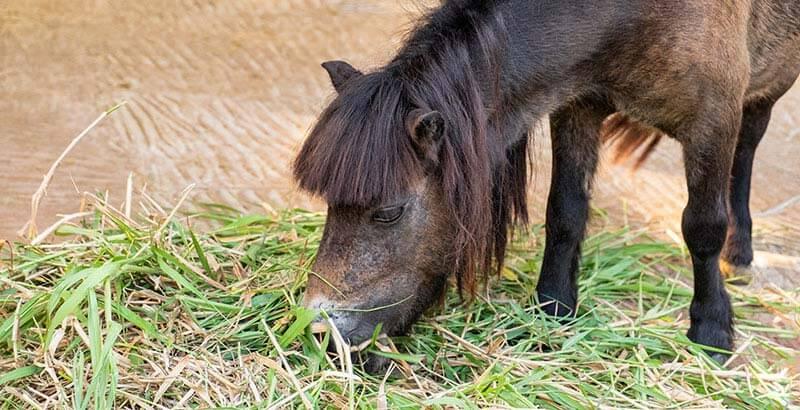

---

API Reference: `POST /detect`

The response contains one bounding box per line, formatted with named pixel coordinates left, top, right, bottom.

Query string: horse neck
left=392, top=1, right=631, bottom=152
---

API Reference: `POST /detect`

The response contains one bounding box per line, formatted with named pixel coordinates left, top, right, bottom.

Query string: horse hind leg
left=719, top=98, right=774, bottom=283
left=720, top=77, right=797, bottom=283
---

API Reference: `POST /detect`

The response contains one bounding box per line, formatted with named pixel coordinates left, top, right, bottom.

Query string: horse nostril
left=303, top=301, right=346, bottom=330
left=311, top=311, right=340, bottom=325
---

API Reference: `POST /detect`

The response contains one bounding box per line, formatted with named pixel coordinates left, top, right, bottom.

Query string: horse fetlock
left=721, top=233, right=754, bottom=267
left=357, top=351, right=393, bottom=375
left=720, top=233, right=755, bottom=284
left=687, top=295, right=734, bottom=359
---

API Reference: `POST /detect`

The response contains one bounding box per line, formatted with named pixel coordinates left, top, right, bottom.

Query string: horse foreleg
left=536, top=97, right=613, bottom=318
left=679, top=109, right=741, bottom=360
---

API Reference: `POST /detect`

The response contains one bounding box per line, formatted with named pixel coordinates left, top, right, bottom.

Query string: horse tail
left=600, top=113, right=665, bottom=169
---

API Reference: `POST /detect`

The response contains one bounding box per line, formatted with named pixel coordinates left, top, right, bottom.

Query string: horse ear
left=321, top=60, right=363, bottom=93
left=407, top=109, right=445, bottom=164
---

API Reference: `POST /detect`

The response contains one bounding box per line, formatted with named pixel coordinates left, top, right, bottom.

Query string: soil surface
left=2, top=1, right=798, bottom=285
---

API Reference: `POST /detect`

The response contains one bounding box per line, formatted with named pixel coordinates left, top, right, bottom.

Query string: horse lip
left=338, top=320, right=376, bottom=346
left=306, top=309, right=381, bottom=346
left=314, top=314, right=375, bottom=348
left=303, top=296, right=406, bottom=346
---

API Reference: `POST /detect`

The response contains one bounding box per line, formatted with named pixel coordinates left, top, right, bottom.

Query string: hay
left=0, top=194, right=798, bottom=408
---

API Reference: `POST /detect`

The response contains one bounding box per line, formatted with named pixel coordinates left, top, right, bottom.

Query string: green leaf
left=0, top=293, right=49, bottom=344
left=88, top=291, right=102, bottom=367
left=109, top=301, right=163, bottom=342
left=189, top=229, right=213, bottom=275
left=46, top=260, right=124, bottom=345
left=0, top=366, right=42, bottom=385
left=156, top=254, right=203, bottom=297
left=279, top=307, right=317, bottom=348
left=367, top=349, right=424, bottom=364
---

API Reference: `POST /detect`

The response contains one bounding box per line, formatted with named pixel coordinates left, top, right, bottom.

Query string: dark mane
left=293, top=0, right=527, bottom=295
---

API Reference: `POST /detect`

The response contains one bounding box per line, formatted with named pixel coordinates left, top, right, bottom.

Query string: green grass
left=0, top=197, right=798, bottom=409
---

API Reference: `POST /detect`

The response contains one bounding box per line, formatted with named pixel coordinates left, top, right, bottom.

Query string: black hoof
left=687, top=326, right=733, bottom=364
left=687, top=299, right=734, bottom=363
left=536, top=292, right=576, bottom=322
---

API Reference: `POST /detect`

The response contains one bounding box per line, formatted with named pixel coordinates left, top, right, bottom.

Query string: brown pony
left=293, top=0, right=800, bottom=364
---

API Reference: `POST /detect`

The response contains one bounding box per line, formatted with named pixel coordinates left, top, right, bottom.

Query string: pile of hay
left=1, top=195, right=798, bottom=408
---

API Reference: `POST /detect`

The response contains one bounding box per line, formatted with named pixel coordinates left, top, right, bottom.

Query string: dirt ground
left=2, top=1, right=798, bottom=285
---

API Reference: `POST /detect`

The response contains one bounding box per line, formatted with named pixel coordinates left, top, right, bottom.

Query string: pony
left=292, top=0, right=800, bottom=363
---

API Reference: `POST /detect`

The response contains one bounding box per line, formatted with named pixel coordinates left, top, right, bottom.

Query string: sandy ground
left=2, top=1, right=798, bottom=285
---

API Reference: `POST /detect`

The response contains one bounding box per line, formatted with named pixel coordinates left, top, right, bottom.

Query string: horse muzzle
left=303, top=297, right=380, bottom=347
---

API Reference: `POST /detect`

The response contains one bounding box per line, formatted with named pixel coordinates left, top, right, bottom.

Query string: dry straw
left=18, top=102, right=127, bottom=241
left=0, top=192, right=798, bottom=408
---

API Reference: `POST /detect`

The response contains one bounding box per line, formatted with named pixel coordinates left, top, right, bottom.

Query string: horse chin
left=353, top=322, right=414, bottom=375
left=318, top=319, right=408, bottom=375
left=319, top=337, right=394, bottom=375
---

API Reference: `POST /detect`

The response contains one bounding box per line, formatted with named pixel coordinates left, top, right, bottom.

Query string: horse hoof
left=709, top=352, right=730, bottom=365
left=687, top=314, right=733, bottom=365
left=536, top=292, right=576, bottom=323
left=719, top=259, right=753, bottom=285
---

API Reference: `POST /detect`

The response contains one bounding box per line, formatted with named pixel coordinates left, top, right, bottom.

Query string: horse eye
left=372, top=205, right=405, bottom=224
